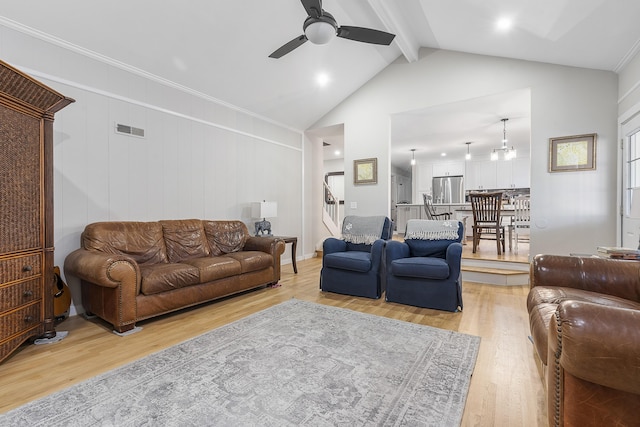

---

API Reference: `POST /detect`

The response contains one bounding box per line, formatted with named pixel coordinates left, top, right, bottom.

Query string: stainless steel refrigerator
left=432, top=175, right=464, bottom=204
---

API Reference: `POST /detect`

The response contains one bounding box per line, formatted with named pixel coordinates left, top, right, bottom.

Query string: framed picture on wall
left=549, top=133, right=597, bottom=172
left=354, top=158, right=378, bottom=184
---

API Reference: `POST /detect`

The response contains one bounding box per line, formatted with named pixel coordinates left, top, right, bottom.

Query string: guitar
left=53, top=266, right=72, bottom=322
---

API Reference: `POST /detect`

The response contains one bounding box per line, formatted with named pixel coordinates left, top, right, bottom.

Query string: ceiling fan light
left=305, top=21, right=336, bottom=45
left=491, top=150, right=499, bottom=161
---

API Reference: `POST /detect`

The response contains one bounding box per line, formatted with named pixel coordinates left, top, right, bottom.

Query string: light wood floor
left=0, top=252, right=545, bottom=426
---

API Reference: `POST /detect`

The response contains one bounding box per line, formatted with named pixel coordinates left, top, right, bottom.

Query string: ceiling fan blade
left=269, top=35, right=308, bottom=59
left=300, top=0, right=323, bottom=18
left=337, top=26, right=396, bottom=45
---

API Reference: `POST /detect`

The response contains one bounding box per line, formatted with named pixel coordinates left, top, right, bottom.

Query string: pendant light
left=465, top=142, right=472, bottom=160
left=410, top=148, right=416, bottom=166
left=491, top=118, right=516, bottom=161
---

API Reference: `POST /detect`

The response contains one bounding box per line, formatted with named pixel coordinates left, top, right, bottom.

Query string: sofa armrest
left=370, top=239, right=386, bottom=272
left=385, top=240, right=410, bottom=262
left=64, top=248, right=141, bottom=293
left=323, top=237, right=347, bottom=255
left=549, top=300, right=640, bottom=395
left=445, top=242, right=463, bottom=275
left=530, top=254, right=640, bottom=302
left=244, top=236, right=285, bottom=257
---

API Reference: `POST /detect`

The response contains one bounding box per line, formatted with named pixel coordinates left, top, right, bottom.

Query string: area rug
left=1, top=299, right=480, bottom=426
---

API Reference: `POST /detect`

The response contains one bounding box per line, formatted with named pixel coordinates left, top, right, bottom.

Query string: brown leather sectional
left=64, top=219, right=285, bottom=333
left=527, top=254, right=640, bottom=426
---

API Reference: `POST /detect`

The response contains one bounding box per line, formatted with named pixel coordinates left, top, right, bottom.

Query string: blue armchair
left=320, top=216, right=392, bottom=299
left=385, top=220, right=464, bottom=311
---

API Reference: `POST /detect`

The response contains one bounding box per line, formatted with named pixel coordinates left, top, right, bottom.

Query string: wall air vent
left=115, top=123, right=145, bottom=138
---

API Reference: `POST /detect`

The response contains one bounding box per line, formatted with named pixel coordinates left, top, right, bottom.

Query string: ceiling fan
left=269, top=0, right=396, bottom=59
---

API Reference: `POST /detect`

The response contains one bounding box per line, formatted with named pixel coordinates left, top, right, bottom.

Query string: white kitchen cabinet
left=433, top=161, right=465, bottom=177
left=510, top=157, right=530, bottom=188
left=496, top=157, right=530, bottom=188
left=465, top=160, right=497, bottom=190
left=496, top=161, right=512, bottom=188
left=415, top=162, right=433, bottom=202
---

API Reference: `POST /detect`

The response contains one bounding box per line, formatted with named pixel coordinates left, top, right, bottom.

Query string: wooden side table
left=275, top=236, right=298, bottom=273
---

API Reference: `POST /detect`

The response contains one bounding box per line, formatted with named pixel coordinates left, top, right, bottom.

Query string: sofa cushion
left=323, top=251, right=372, bottom=273
left=204, top=220, right=248, bottom=255
left=82, top=221, right=168, bottom=265
left=160, top=219, right=210, bottom=263
left=391, top=257, right=450, bottom=279
left=139, top=263, right=200, bottom=295
left=180, top=256, right=242, bottom=282
left=223, top=251, right=273, bottom=273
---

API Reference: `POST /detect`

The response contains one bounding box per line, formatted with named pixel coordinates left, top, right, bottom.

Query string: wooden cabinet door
left=0, top=105, right=42, bottom=254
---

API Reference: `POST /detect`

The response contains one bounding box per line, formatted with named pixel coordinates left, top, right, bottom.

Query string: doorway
left=621, top=111, right=640, bottom=248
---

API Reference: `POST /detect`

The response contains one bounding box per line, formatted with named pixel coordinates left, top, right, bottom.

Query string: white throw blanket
left=342, top=215, right=387, bottom=244
left=405, top=219, right=459, bottom=240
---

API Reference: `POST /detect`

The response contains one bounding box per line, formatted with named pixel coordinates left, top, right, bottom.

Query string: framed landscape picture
left=354, top=158, right=377, bottom=184
left=549, top=133, right=596, bottom=172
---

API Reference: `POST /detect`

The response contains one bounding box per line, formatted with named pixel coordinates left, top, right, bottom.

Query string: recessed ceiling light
left=441, top=152, right=447, bottom=157
left=316, top=72, right=330, bottom=87
left=496, top=17, right=513, bottom=31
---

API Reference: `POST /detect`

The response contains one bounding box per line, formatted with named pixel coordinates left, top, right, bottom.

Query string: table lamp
left=252, top=201, right=277, bottom=236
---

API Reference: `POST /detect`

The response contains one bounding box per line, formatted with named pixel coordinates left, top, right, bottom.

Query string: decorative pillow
left=204, top=221, right=248, bottom=255
left=159, top=219, right=210, bottom=263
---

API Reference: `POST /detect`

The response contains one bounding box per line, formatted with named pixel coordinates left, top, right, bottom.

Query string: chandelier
left=491, top=118, right=517, bottom=161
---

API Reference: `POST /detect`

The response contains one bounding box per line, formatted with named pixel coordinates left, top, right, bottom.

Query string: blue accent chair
left=385, top=221, right=464, bottom=311
left=320, top=217, right=393, bottom=299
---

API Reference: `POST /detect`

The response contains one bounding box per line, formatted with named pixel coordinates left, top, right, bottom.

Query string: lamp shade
left=305, top=21, right=335, bottom=44
left=630, top=188, right=640, bottom=218
left=252, top=201, right=277, bottom=219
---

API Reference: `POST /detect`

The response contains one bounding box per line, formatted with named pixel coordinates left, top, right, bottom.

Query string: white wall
left=0, top=26, right=305, bottom=315
left=618, top=51, right=640, bottom=115
left=310, top=48, right=619, bottom=257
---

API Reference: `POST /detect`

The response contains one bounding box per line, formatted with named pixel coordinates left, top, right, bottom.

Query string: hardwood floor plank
left=0, top=257, right=545, bottom=426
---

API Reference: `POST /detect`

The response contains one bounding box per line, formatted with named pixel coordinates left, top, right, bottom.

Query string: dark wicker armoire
left=0, top=60, right=74, bottom=363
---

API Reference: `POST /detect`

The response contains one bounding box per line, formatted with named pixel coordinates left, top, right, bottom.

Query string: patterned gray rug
left=2, top=299, right=480, bottom=426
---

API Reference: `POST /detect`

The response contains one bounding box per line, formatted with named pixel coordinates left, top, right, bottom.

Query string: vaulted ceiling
left=1, top=0, right=639, bottom=166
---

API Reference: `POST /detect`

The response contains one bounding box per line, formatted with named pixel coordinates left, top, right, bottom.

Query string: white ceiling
left=1, top=0, right=639, bottom=168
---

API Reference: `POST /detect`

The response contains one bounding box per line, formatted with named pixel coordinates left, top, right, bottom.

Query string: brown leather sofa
left=527, top=254, right=640, bottom=427
left=64, top=219, right=285, bottom=333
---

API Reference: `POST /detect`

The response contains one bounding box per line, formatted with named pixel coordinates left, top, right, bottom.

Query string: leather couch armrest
left=530, top=254, right=640, bottom=301
left=244, top=236, right=285, bottom=257
left=550, top=300, right=640, bottom=395
left=64, top=248, right=141, bottom=293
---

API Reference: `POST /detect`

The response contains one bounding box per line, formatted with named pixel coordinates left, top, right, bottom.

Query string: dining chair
left=469, top=191, right=506, bottom=254
left=513, top=196, right=530, bottom=253
left=422, top=193, right=452, bottom=220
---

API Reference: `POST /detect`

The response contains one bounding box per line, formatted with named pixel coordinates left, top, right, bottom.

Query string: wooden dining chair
left=422, top=193, right=452, bottom=220
left=469, top=191, right=506, bottom=254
